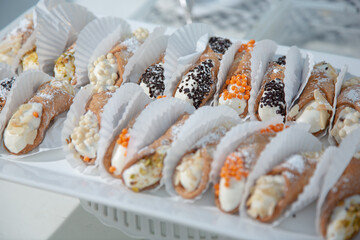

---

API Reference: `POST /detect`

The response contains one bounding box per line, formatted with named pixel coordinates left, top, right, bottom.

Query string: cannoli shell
left=120, top=114, right=189, bottom=191
left=288, top=64, right=337, bottom=135
left=172, top=51, right=220, bottom=108
left=215, top=131, right=276, bottom=213
left=110, top=44, right=134, bottom=87
left=253, top=156, right=317, bottom=223
left=320, top=157, right=360, bottom=237
left=333, top=84, right=360, bottom=130
left=173, top=144, right=213, bottom=199
left=219, top=51, right=251, bottom=118
left=4, top=82, right=73, bottom=155
left=254, top=61, right=285, bottom=121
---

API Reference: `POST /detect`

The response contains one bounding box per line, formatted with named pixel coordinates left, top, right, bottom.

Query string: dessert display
left=330, top=77, right=360, bottom=145
left=218, top=40, right=255, bottom=117
left=173, top=36, right=231, bottom=108
left=287, top=62, right=338, bottom=135
left=254, top=56, right=286, bottom=121
left=2, top=3, right=360, bottom=240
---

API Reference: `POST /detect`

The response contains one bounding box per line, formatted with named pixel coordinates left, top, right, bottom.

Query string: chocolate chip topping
left=275, top=56, right=286, bottom=65
left=208, top=36, right=232, bottom=55
left=1, top=76, right=15, bottom=92
left=259, top=78, right=286, bottom=116
left=139, top=63, right=165, bottom=98
left=178, top=59, right=214, bottom=108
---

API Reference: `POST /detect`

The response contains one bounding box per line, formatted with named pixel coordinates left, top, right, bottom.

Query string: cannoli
left=20, top=46, right=39, bottom=71
left=89, top=28, right=149, bottom=93
left=214, top=124, right=285, bottom=214
left=3, top=79, right=74, bottom=155
left=138, top=54, right=165, bottom=99
left=246, top=151, right=321, bottom=222
left=118, top=114, right=189, bottom=192
left=254, top=56, right=286, bottom=121
left=0, top=14, right=34, bottom=66
left=67, top=90, right=113, bottom=164
left=320, top=156, right=360, bottom=240
left=218, top=40, right=255, bottom=117
left=330, top=77, right=360, bottom=145
left=0, top=76, right=16, bottom=112
left=54, top=43, right=76, bottom=85
left=173, top=124, right=232, bottom=199
left=287, top=62, right=338, bottom=135
left=173, top=36, right=232, bottom=108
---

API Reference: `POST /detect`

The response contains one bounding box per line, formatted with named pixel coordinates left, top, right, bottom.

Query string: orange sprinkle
left=260, top=123, right=286, bottom=134
left=84, top=156, right=90, bottom=162
left=218, top=153, right=249, bottom=189
left=33, top=112, right=39, bottom=118
left=239, top=87, right=245, bottom=93
left=109, top=166, right=116, bottom=173
left=244, top=94, right=250, bottom=100
left=238, top=40, right=255, bottom=53
left=117, top=128, right=130, bottom=148
left=226, top=79, right=230, bottom=85
left=157, top=95, right=167, bottom=99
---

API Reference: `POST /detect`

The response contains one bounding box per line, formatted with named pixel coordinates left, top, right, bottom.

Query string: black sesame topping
left=208, top=37, right=232, bottom=55
left=275, top=56, right=286, bottom=65
left=178, top=59, right=214, bottom=108
left=259, top=78, right=286, bottom=116
left=0, top=76, right=16, bottom=92
left=139, top=63, right=165, bottom=98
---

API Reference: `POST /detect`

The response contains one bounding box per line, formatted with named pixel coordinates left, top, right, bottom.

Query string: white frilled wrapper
left=0, top=63, right=15, bottom=79
left=62, top=85, right=95, bottom=173
left=239, top=126, right=322, bottom=217
left=163, top=105, right=240, bottom=197
left=315, top=128, right=360, bottom=233
left=98, top=88, right=152, bottom=181
left=35, top=2, right=95, bottom=75
left=327, top=65, right=349, bottom=145
left=283, top=46, right=303, bottom=110
left=0, top=70, right=68, bottom=158
left=163, top=23, right=213, bottom=96
left=210, top=117, right=283, bottom=184
left=247, top=40, right=277, bottom=120
left=35, top=0, right=65, bottom=16
left=127, top=34, right=169, bottom=84
left=74, top=17, right=131, bottom=87
left=288, top=53, right=315, bottom=111
left=126, top=97, right=195, bottom=163
left=212, top=41, right=242, bottom=106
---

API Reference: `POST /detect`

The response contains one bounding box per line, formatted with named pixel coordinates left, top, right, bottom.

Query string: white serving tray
left=1, top=6, right=360, bottom=240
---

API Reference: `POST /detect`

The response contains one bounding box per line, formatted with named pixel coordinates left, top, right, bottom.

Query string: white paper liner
left=0, top=70, right=65, bottom=158
left=163, top=23, right=213, bottom=96
left=315, top=128, right=360, bottom=234
left=240, top=127, right=323, bottom=217
left=50, top=2, right=96, bottom=47
left=126, top=97, right=195, bottom=163
left=248, top=39, right=277, bottom=120
left=36, top=2, right=95, bottom=75
left=0, top=63, right=15, bottom=79
left=283, top=46, right=303, bottom=110
left=288, top=53, right=315, bottom=110
left=163, top=105, right=240, bottom=197
left=127, top=34, right=169, bottom=84
left=212, top=41, right=242, bottom=106
left=327, top=65, right=349, bottom=145
left=35, top=0, right=65, bottom=16
left=210, top=117, right=283, bottom=185
left=272, top=145, right=336, bottom=226
left=98, top=90, right=151, bottom=182
left=74, top=17, right=131, bottom=87
left=62, top=84, right=95, bottom=173
left=122, top=27, right=167, bottom=84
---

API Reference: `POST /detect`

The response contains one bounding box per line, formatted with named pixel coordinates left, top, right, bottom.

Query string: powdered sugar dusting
left=281, top=155, right=305, bottom=174
left=195, top=126, right=227, bottom=148
left=344, top=89, right=360, bottom=104
left=121, top=37, right=141, bottom=55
